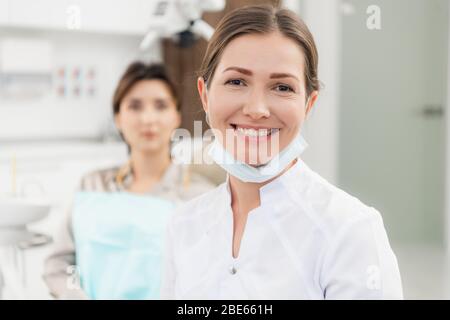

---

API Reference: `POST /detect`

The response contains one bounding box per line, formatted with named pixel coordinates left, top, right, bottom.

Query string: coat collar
left=205, top=158, right=310, bottom=234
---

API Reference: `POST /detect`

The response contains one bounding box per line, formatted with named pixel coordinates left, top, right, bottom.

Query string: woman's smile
left=230, top=123, right=280, bottom=142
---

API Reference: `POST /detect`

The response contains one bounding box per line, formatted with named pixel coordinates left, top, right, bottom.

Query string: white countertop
left=0, top=139, right=128, bottom=162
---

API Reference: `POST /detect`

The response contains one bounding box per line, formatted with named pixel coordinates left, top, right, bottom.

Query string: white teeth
left=235, top=127, right=278, bottom=137
left=270, top=128, right=279, bottom=135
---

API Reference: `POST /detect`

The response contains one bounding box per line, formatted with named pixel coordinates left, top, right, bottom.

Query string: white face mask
left=208, top=130, right=308, bottom=183
left=207, top=97, right=310, bottom=183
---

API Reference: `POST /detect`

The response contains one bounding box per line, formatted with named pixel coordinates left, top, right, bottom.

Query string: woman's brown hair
left=112, top=62, right=179, bottom=114
left=199, top=4, right=320, bottom=98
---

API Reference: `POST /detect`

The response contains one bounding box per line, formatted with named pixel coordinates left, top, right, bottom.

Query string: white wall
left=446, top=2, right=450, bottom=253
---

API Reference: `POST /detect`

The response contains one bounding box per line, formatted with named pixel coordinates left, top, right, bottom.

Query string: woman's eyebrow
left=269, top=73, right=299, bottom=81
left=223, top=67, right=299, bottom=82
left=154, top=97, right=169, bottom=103
left=128, top=98, right=142, bottom=103
left=223, top=66, right=252, bottom=75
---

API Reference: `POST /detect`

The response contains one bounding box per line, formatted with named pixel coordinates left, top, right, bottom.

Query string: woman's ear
left=114, top=113, right=122, bottom=131
left=197, top=77, right=209, bottom=113
left=175, top=110, right=182, bottom=128
left=305, top=91, right=319, bottom=117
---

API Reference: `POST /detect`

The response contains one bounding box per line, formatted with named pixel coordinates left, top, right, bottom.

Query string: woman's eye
left=129, top=103, right=142, bottom=111
left=155, top=101, right=168, bottom=110
left=225, top=79, right=245, bottom=86
left=275, top=84, right=294, bottom=93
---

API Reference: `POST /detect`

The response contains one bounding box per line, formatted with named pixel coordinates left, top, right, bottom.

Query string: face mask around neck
left=207, top=129, right=308, bottom=183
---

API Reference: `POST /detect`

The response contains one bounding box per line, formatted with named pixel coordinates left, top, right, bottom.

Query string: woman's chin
left=235, top=151, right=276, bottom=167
left=133, top=141, right=165, bottom=154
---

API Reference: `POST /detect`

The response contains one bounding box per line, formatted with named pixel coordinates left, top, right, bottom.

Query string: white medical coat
left=161, top=159, right=403, bottom=299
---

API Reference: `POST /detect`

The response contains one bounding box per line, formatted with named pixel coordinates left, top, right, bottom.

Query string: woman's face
left=115, top=79, right=181, bottom=154
left=198, top=31, right=318, bottom=166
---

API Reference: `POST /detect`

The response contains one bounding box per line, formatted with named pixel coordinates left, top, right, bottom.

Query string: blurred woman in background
left=43, top=62, right=215, bottom=299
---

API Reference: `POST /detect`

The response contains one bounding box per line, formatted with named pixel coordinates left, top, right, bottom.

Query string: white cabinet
left=0, top=0, right=10, bottom=25
left=6, top=0, right=153, bottom=35
left=71, top=0, right=153, bottom=35
left=0, top=142, right=128, bottom=205
left=8, top=0, right=66, bottom=29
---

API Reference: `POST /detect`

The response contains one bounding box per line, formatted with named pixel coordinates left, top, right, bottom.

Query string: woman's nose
left=141, top=108, right=157, bottom=124
left=242, top=91, right=270, bottom=120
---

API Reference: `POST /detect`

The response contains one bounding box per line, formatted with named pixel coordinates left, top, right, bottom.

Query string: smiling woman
left=160, top=4, right=403, bottom=300
left=201, top=30, right=315, bottom=170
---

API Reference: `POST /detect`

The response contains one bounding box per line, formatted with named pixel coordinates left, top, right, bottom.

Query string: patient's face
left=199, top=31, right=316, bottom=166
left=115, top=79, right=180, bottom=155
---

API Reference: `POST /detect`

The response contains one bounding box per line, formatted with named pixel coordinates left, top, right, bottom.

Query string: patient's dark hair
left=112, top=62, right=179, bottom=114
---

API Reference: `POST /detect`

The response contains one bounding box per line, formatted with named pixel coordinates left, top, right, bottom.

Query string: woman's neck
left=129, top=148, right=171, bottom=185
left=229, top=159, right=298, bottom=215
left=229, top=177, right=263, bottom=214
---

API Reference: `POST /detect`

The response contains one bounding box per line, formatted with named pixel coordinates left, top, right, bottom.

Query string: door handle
left=421, top=104, right=444, bottom=118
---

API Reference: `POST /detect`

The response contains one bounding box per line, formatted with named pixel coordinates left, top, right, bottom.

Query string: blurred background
left=0, top=0, right=448, bottom=299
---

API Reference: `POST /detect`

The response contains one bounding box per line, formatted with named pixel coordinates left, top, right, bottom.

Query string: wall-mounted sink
left=0, top=198, right=50, bottom=228
left=0, top=198, right=50, bottom=245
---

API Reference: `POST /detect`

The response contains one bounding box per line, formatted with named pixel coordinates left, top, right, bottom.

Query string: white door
left=339, top=0, right=448, bottom=245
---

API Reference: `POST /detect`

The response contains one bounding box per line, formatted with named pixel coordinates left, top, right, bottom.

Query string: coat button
left=229, top=266, right=237, bottom=275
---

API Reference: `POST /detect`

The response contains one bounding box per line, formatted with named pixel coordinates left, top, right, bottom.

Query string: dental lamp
left=139, top=0, right=225, bottom=50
